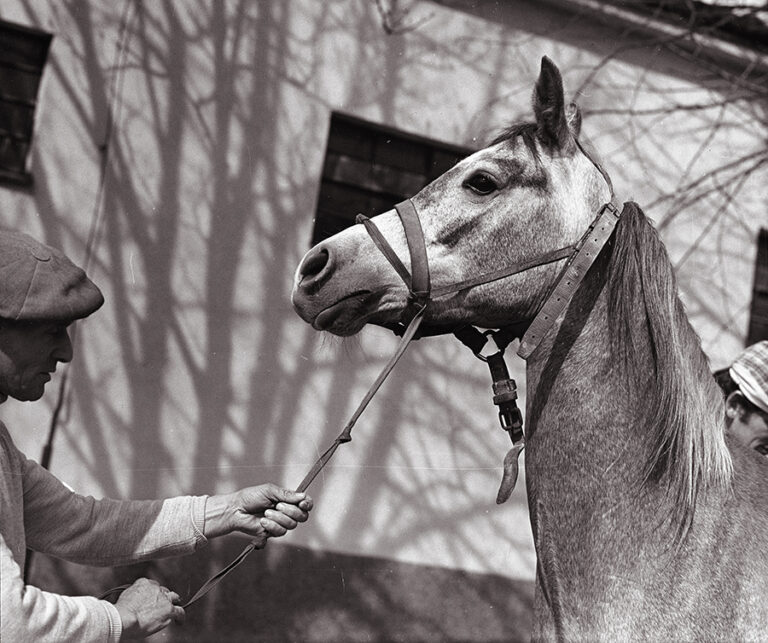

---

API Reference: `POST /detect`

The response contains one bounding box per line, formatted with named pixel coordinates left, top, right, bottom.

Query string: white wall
left=1, top=0, right=764, bottom=584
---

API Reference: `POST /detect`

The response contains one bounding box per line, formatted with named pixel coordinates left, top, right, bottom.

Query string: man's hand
left=204, top=483, right=312, bottom=546
left=114, top=578, right=184, bottom=639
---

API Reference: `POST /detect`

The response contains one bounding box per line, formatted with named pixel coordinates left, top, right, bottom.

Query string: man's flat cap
left=731, top=340, right=768, bottom=415
left=0, top=230, right=104, bottom=322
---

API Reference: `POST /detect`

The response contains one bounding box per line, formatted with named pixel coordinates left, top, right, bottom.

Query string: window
left=312, top=112, right=472, bottom=245
left=0, top=19, right=52, bottom=186
left=747, top=228, right=768, bottom=344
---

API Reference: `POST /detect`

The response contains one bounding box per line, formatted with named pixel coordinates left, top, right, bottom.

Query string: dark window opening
left=312, top=112, right=473, bottom=245
left=747, top=227, right=768, bottom=345
left=0, top=19, right=52, bottom=187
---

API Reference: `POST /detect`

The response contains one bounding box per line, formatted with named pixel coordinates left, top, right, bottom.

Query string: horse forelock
left=605, top=202, right=732, bottom=535
left=491, top=122, right=540, bottom=156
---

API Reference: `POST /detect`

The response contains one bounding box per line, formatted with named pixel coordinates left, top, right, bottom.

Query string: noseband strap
left=357, top=200, right=430, bottom=327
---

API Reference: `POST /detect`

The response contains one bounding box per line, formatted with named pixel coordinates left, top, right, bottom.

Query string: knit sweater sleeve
left=22, top=455, right=208, bottom=566
left=1, top=530, right=123, bottom=643
left=0, top=425, right=209, bottom=642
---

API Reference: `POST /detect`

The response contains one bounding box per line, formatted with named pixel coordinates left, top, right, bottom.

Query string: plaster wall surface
left=0, top=0, right=764, bottom=599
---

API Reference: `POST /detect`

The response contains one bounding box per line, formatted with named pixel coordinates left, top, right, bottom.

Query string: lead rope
left=100, top=304, right=427, bottom=608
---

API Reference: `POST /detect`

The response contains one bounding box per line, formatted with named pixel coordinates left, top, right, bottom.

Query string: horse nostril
left=300, top=247, right=329, bottom=279
left=301, top=248, right=328, bottom=277
left=298, top=246, right=333, bottom=294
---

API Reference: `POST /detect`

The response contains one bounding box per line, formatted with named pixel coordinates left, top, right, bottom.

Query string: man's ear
left=725, top=391, right=745, bottom=419
left=533, top=56, right=578, bottom=152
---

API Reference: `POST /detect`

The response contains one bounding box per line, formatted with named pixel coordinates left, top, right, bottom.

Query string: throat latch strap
left=517, top=200, right=621, bottom=359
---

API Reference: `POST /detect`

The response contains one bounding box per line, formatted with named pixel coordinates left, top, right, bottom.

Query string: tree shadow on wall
left=17, top=1, right=541, bottom=640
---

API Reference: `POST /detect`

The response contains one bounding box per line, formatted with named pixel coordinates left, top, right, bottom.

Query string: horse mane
left=491, top=122, right=540, bottom=155
left=605, top=202, right=732, bottom=533
left=491, top=122, right=732, bottom=531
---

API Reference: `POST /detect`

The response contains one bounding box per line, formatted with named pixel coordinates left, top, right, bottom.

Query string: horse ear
left=533, top=57, right=576, bottom=151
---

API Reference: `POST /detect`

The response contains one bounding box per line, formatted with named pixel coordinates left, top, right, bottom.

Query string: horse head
left=292, top=57, right=612, bottom=337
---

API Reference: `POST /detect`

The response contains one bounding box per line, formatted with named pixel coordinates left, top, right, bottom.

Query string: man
left=0, top=230, right=313, bottom=641
left=717, top=340, right=768, bottom=455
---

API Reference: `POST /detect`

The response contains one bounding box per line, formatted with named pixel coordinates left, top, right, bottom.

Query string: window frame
left=0, top=18, right=53, bottom=187
left=312, top=112, right=473, bottom=246
left=747, top=227, right=768, bottom=344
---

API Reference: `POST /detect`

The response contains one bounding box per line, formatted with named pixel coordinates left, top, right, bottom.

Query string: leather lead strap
left=177, top=304, right=428, bottom=608
left=295, top=304, right=426, bottom=492
left=103, top=205, right=432, bottom=610
left=181, top=540, right=260, bottom=607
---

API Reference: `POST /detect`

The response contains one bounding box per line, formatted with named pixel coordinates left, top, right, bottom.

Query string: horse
left=291, top=57, right=768, bottom=640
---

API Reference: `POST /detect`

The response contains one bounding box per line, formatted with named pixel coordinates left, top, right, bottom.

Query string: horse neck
left=520, top=267, right=665, bottom=632
left=523, top=276, right=649, bottom=497
left=521, top=208, right=731, bottom=555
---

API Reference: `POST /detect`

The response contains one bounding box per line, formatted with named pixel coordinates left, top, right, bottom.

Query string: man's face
left=0, top=320, right=73, bottom=402
left=727, top=392, right=768, bottom=455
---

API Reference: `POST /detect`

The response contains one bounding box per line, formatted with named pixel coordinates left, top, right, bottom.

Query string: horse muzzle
left=292, top=223, right=408, bottom=335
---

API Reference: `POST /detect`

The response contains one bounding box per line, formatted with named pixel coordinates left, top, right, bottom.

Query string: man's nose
left=53, top=329, right=73, bottom=363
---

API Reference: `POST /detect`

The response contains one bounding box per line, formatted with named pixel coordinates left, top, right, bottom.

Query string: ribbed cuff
left=101, top=600, right=123, bottom=643
left=191, top=495, right=209, bottom=547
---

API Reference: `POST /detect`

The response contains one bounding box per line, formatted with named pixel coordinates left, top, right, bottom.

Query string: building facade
left=1, top=1, right=765, bottom=640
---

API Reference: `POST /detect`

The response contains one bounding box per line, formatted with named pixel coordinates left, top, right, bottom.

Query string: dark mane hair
left=605, top=202, right=732, bottom=532
left=490, top=122, right=540, bottom=157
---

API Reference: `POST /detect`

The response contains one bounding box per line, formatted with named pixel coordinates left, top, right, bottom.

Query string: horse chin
left=312, top=291, right=391, bottom=336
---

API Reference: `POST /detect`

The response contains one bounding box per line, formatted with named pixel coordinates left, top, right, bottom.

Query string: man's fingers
left=167, top=591, right=181, bottom=604
left=172, top=605, right=186, bottom=623
left=260, top=516, right=288, bottom=536
left=274, top=501, right=309, bottom=522
left=251, top=532, right=268, bottom=549
left=267, top=485, right=307, bottom=505
left=265, top=508, right=300, bottom=530
left=230, top=485, right=313, bottom=537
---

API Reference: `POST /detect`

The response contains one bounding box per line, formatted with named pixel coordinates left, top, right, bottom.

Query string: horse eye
left=464, top=172, right=498, bottom=195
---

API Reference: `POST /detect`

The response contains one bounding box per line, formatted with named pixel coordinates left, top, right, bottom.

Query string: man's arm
left=22, top=456, right=311, bottom=566
left=21, top=455, right=208, bottom=566
left=0, top=531, right=123, bottom=643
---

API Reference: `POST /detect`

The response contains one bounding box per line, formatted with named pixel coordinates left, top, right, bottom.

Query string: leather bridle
left=354, top=138, right=621, bottom=457
left=358, top=137, right=621, bottom=361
